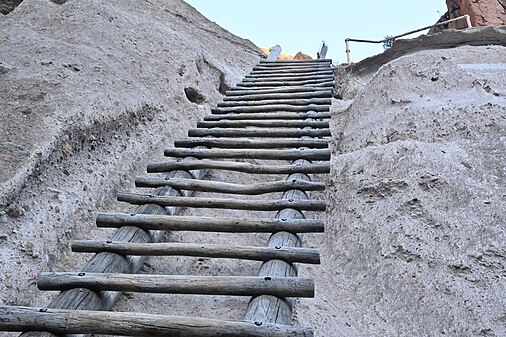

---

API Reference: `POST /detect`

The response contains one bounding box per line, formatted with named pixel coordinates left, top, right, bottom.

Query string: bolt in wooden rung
left=0, top=306, right=314, bottom=336
left=197, top=120, right=329, bottom=129
left=96, top=213, right=325, bottom=233
left=117, top=192, right=327, bottom=212
left=134, top=177, right=325, bottom=194
left=163, top=148, right=331, bottom=161
left=203, top=111, right=331, bottom=121
left=147, top=160, right=330, bottom=174
left=37, top=273, right=315, bottom=297
left=211, top=104, right=329, bottom=114
left=188, top=128, right=331, bottom=138
left=71, top=241, right=321, bottom=264
left=174, top=137, right=329, bottom=149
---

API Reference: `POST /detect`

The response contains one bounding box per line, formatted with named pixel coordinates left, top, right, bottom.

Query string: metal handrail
left=344, top=14, right=472, bottom=64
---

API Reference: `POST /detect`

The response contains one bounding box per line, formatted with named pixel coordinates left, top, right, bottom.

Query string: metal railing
left=344, top=14, right=472, bottom=64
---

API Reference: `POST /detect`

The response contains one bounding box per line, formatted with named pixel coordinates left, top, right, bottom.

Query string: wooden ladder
left=0, top=58, right=334, bottom=337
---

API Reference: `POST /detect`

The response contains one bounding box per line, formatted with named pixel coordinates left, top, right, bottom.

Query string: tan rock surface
left=447, top=0, right=506, bottom=28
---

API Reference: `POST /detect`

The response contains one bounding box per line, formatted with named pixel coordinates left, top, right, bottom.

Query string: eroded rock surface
left=296, top=45, right=506, bottom=336
left=447, top=0, right=506, bottom=28
left=0, top=0, right=260, bottom=311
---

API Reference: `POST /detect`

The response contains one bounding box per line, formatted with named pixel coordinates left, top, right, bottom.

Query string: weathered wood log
left=188, top=128, right=331, bottom=138
left=248, top=70, right=330, bottom=76
left=237, top=79, right=333, bottom=88
left=244, top=74, right=333, bottom=81
left=163, top=148, right=330, bottom=161
left=174, top=137, right=329, bottom=149
left=259, top=59, right=331, bottom=64
left=147, top=160, right=330, bottom=175
left=217, top=98, right=331, bottom=108
left=249, top=69, right=332, bottom=76
left=0, top=306, right=314, bottom=336
left=116, top=192, right=327, bottom=212
left=211, top=104, right=329, bottom=114
left=37, top=273, right=314, bottom=297
left=305, top=80, right=335, bottom=87
left=226, top=86, right=330, bottom=95
left=134, top=177, right=326, bottom=194
left=95, top=213, right=325, bottom=233
left=251, top=66, right=330, bottom=73
left=197, top=119, right=329, bottom=129
left=222, top=90, right=332, bottom=101
left=203, top=111, right=331, bottom=121
left=242, top=75, right=333, bottom=83
left=71, top=241, right=321, bottom=264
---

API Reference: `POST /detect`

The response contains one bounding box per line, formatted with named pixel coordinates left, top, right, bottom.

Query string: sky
left=184, top=0, right=448, bottom=63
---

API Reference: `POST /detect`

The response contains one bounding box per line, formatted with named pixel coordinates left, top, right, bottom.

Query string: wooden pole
left=222, top=90, right=332, bottom=101
left=37, top=273, right=315, bottom=297
left=242, top=75, right=333, bottom=82
left=163, top=148, right=331, bottom=161
left=173, top=137, right=329, bottom=149
left=188, top=128, right=331, bottom=138
left=236, top=79, right=334, bottom=88
left=0, top=306, right=314, bottom=337
left=147, top=160, right=330, bottom=175
left=249, top=69, right=332, bottom=76
left=203, top=112, right=331, bottom=121
left=71, top=241, right=321, bottom=264
left=225, top=86, right=330, bottom=95
left=116, top=192, right=327, bottom=212
left=134, top=177, right=325, bottom=194
left=211, top=104, right=329, bottom=114
left=217, top=98, right=331, bottom=107
left=196, top=120, right=329, bottom=129
left=95, top=213, right=325, bottom=233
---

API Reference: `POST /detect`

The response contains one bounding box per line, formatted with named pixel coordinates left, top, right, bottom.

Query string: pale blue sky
left=185, top=0, right=448, bottom=63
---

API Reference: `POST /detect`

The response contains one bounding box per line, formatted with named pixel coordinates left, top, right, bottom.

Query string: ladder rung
left=147, top=160, right=331, bottom=174
left=116, top=192, right=327, bottom=212
left=197, top=119, right=329, bottom=128
left=174, top=137, right=329, bottom=149
left=71, top=241, right=321, bottom=264
left=211, top=104, right=329, bottom=114
left=226, top=85, right=330, bottom=95
left=96, top=213, right=325, bottom=233
left=134, top=177, right=325, bottom=194
left=188, top=128, right=331, bottom=138
left=37, top=273, right=315, bottom=297
left=203, top=111, right=331, bottom=121
left=0, top=305, right=314, bottom=336
left=163, top=148, right=331, bottom=161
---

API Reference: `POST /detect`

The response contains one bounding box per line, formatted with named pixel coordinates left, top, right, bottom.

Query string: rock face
left=0, top=0, right=260, bottom=206
left=296, top=44, right=506, bottom=336
left=0, top=0, right=260, bottom=311
left=0, top=0, right=23, bottom=14
left=447, top=0, right=506, bottom=28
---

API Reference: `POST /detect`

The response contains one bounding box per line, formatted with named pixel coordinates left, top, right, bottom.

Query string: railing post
left=345, top=39, right=351, bottom=64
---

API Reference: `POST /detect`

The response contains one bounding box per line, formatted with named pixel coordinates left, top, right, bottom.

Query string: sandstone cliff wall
left=447, top=0, right=506, bottom=28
